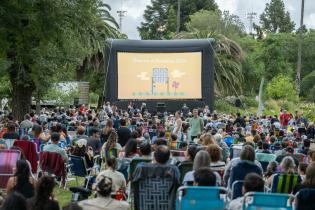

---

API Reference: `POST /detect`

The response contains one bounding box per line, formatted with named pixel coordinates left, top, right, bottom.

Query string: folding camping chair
left=0, top=149, right=21, bottom=189
left=242, top=192, right=294, bottom=210
left=176, top=186, right=227, bottom=210
left=68, top=155, right=97, bottom=189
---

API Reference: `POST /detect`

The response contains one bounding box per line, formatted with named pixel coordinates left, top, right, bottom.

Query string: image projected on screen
left=117, top=52, right=202, bottom=99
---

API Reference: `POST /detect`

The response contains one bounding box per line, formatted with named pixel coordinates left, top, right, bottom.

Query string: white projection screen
left=117, top=52, right=202, bottom=99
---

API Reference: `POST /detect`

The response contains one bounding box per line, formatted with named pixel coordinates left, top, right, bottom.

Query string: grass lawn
left=54, top=178, right=86, bottom=208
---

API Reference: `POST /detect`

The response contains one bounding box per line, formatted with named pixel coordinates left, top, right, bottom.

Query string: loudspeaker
left=235, top=98, right=242, bottom=108
left=156, top=102, right=166, bottom=113
left=74, top=98, right=79, bottom=106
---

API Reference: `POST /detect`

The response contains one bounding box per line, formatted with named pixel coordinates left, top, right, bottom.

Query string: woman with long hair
left=27, top=176, right=59, bottom=210
left=6, top=159, right=35, bottom=199
left=122, top=139, right=139, bottom=158
left=200, top=133, right=215, bottom=147
left=267, top=156, right=296, bottom=187
left=101, top=129, right=122, bottom=161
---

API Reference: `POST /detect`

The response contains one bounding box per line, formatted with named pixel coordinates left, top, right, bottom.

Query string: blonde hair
left=201, top=133, right=215, bottom=146
left=280, top=156, right=295, bottom=174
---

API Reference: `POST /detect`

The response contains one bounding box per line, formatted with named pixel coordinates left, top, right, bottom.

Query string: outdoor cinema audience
left=0, top=103, right=315, bottom=209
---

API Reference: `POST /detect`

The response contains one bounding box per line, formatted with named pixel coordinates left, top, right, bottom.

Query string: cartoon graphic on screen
left=151, top=68, right=169, bottom=95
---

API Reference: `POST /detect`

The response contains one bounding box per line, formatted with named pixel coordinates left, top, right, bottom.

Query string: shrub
left=266, top=74, right=298, bottom=102
left=301, top=70, right=315, bottom=97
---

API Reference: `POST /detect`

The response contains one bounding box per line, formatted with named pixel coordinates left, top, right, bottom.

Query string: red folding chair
left=39, top=151, right=67, bottom=187
left=0, top=149, right=21, bottom=189
left=13, top=140, right=38, bottom=173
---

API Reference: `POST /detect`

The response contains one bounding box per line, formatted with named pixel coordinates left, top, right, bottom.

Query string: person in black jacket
left=229, top=145, right=262, bottom=189
left=233, top=113, right=246, bottom=128
left=117, top=119, right=131, bottom=147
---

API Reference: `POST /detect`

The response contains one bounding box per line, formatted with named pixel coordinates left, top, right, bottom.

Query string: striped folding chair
left=0, top=149, right=21, bottom=189
left=271, top=173, right=302, bottom=194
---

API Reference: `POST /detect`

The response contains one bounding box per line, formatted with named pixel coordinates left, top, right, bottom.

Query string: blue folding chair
left=68, top=155, right=96, bottom=189
left=176, top=186, right=227, bottom=210
left=224, top=136, right=234, bottom=147
left=231, top=180, right=244, bottom=199
left=242, top=192, right=294, bottom=210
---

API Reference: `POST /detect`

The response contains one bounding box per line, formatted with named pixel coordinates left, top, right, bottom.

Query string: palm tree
left=76, top=2, right=122, bottom=80
left=176, top=31, right=244, bottom=96
left=175, top=10, right=244, bottom=96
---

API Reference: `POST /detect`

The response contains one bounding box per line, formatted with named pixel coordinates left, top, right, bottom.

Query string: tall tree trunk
left=35, top=88, right=41, bottom=115
left=76, top=58, right=88, bottom=81
left=257, top=77, right=264, bottom=117
left=11, top=81, right=33, bottom=122
left=9, top=66, right=34, bottom=122
left=97, top=93, right=104, bottom=109
left=176, top=0, right=181, bottom=34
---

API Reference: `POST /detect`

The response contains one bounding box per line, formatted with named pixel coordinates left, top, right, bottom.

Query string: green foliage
left=266, top=75, right=298, bottom=101
left=42, top=85, right=79, bottom=107
left=0, top=75, right=11, bottom=99
left=301, top=71, right=315, bottom=98
left=306, top=86, right=315, bottom=102
left=176, top=10, right=245, bottom=96
left=175, top=10, right=244, bottom=95
left=138, top=0, right=218, bottom=39
left=214, top=98, right=240, bottom=114
left=89, top=92, right=99, bottom=106
left=299, top=103, right=315, bottom=121
left=183, top=10, right=245, bottom=39
left=260, top=0, right=295, bottom=33
left=0, top=0, right=120, bottom=118
left=238, top=36, right=264, bottom=94
left=240, top=96, right=258, bottom=108
left=261, top=33, right=297, bottom=80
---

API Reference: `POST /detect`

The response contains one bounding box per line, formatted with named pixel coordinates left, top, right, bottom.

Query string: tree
left=0, top=1, right=119, bottom=120
left=266, top=74, right=298, bottom=102
left=260, top=33, right=297, bottom=80
left=175, top=10, right=245, bottom=95
left=238, top=36, right=264, bottom=94
left=138, top=0, right=218, bottom=39
left=301, top=70, right=315, bottom=99
left=260, top=0, right=295, bottom=33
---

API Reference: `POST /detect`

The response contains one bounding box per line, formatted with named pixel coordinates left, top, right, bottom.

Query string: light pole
left=296, top=0, right=305, bottom=95
left=246, top=12, right=257, bottom=34
left=176, top=0, right=181, bottom=34
left=117, top=10, right=127, bottom=31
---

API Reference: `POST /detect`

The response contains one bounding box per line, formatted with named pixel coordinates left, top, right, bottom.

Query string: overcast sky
left=104, top=0, right=315, bottom=39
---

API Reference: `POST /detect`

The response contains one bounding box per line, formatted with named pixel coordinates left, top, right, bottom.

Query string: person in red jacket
left=79, top=104, right=87, bottom=114
left=280, top=110, right=291, bottom=128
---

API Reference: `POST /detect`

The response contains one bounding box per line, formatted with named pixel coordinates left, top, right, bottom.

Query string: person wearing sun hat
left=78, top=175, right=129, bottom=210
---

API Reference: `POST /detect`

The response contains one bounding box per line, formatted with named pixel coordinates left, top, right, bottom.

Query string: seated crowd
left=0, top=103, right=315, bottom=210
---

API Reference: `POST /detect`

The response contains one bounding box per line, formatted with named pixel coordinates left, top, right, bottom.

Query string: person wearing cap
left=275, top=146, right=299, bottom=167
left=72, top=139, right=94, bottom=168
left=78, top=174, right=129, bottom=210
